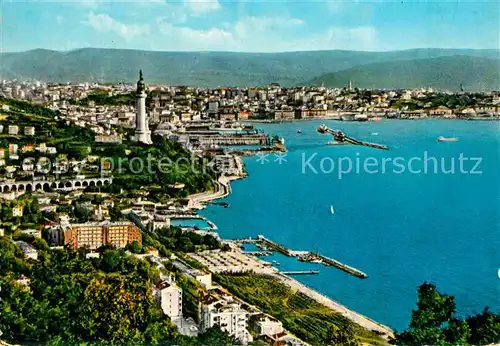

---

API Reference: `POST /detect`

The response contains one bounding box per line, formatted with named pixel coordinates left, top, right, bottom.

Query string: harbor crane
left=317, top=124, right=389, bottom=150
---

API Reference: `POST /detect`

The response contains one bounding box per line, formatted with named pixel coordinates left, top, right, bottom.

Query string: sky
left=1, top=0, right=499, bottom=52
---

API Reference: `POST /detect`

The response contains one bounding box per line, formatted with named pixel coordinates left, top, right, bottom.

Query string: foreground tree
left=326, top=324, right=359, bottom=346
left=393, top=282, right=500, bottom=346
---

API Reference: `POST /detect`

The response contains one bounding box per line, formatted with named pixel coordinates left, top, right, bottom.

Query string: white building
left=155, top=280, right=183, bottom=318
left=8, top=125, right=19, bottom=135
left=24, top=126, right=35, bottom=136
left=255, top=315, right=283, bottom=336
left=173, top=260, right=212, bottom=289
left=200, top=293, right=253, bottom=344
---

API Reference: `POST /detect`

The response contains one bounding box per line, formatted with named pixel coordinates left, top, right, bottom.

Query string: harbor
left=228, top=235, right=369, bottom=279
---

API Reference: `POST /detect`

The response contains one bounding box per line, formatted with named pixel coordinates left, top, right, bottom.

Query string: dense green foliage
left=393, top=282, right=500, bottom=345
left=141, top=226, right=221, bottom=257
left=99, top=136, right=215, bottom=199
left=308, top=56, right=500, bottom=91
left=0, top=238, right=243, bottom=345
left=72, top=90, right=136, bottom=107
left=0, top=197, right=42, bottom=226
left=0, top=241, right=175, bottom=344
left=391, top=93, right=491, bottom=110
left=215, top=273, right=383, bottom=346
left=0, top=97, right=94, bottom=150
left=1, top=48, right=498, bottom=87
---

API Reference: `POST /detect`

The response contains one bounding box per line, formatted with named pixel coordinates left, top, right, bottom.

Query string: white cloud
left=186, top=0, right=221, bottom=15
left=85, top=12, right=150, bottom=40
left=155, top=15, right=376, bottom=52
left=83, top=11, right=377, bottom=52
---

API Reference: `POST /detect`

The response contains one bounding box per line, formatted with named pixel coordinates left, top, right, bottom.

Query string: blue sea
left=200, top=119, right=500, bottom=331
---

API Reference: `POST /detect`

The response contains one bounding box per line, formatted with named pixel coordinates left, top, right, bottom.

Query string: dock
left=282, top=270, right=320, bottom=275
left=242, top=251, right=272, bottom=257
left=256, top=235, right=368, bottom=279
left=301, top=253, right=368, bottom=279
left=257, top=235, right=292, bottom=256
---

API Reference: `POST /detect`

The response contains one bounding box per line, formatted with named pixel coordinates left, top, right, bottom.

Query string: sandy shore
left=273, top=272, right=394, bottom=338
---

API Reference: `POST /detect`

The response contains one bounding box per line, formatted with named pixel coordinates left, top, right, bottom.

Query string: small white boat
left=437, top=136, right=459, bottom=142
left=371, top=132, right=379, bottom=136
left=330, top=205, right=335, bottom=214
left=297, top=129, right=302, bottom=133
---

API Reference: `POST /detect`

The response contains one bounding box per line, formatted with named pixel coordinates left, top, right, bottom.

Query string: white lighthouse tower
left=132, top=70, right=152, bottom=144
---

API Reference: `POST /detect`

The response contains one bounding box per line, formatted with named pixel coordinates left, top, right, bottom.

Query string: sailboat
left=330, top=205, right=335, bottom=214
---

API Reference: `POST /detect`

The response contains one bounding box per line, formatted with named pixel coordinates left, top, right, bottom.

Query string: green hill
left=0, top=48, right=498, bottom=88
left=305, top=55, right=500, bottom=91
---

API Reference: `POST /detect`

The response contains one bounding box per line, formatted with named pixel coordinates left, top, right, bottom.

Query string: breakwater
left=256, top=235, right=368, bottom=279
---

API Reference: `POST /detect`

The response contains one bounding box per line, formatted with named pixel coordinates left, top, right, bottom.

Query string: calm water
left=200, top=119, right=500, bottom=331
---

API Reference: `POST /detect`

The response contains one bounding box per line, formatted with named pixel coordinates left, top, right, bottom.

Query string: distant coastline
left=244, top=115, right=500, bottom=124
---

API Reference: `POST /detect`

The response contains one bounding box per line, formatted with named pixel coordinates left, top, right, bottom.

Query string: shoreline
left=272, top=272, right=394, bottom=338
left=187, top=154, right=395, bottom=339
left=244, top=115, right=500, bottom=124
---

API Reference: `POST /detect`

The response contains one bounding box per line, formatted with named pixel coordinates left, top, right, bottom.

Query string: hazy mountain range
left=1, top=48, right=498, bottom=91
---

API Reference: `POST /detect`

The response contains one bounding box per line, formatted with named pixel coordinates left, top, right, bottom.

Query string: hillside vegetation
left=306, top=55, right=500, bottom=91
left=1, top=48, right=498, bottom=89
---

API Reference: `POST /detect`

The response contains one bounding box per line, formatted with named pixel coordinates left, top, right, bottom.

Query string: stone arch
left=26, top=184, right=33, bottom=192
left=96, top=180, right=103, bottom=186
left=11, top=185, right=17, bottom=192
left=65, top=181, right=72, bottom=188
left=90, top=181, right=96, bottom=187
left=82, top=181, right=89, bottom=187
left=75, top=181, right=82, bottom=188
left=51, top=182, right=57, bottom=188
left=2, top=185, right=9, bottom=193
left=18, top=184, right=25, bottom=191
left=43, top=183, right=50, bottom=191
left=35, top=183, right=42, bottom=191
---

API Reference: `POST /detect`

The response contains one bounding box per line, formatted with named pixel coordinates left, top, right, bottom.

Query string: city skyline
left=1, top=0, right=499, bottom=53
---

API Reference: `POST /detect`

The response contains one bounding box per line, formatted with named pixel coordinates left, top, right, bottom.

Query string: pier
left=299, top=253, right=368, bottom=279
left=242, top=251, right=272, bottom=256
left=256, top=235, right=367, bottom=279
left=281, top=270, right=320, bottom=275
left=256, top=235, right=292, bottom=256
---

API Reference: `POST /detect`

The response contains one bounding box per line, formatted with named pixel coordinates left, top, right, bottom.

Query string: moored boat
left=437, top=136, right=459, bottom=142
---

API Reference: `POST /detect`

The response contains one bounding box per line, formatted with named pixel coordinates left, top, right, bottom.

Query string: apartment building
left=200, top=292, right=253, bottom=344
left=155, top=280, right=183, bottom=318
left=64, top=221, right=141, bottom=250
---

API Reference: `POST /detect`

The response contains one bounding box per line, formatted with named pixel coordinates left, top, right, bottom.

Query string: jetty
left=257, top=235, right=292, bottom=256
left=256, top=235, right=367, bottom=279
left=242, top=251, right=272, bottom=257
left=281, top=270, right=320, bottom=275
left=299, top=253, right=368, bottom=279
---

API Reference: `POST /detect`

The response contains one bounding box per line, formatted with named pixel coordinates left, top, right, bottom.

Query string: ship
left=437, top=136, right=459, bottom=142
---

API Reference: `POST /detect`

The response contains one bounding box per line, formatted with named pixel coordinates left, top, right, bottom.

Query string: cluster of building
left=148, top=254, right=307, bottom=345
left=3, top=78, right=499, bottom=130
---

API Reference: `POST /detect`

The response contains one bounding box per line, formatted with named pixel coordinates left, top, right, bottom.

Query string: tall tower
left=132, top=70, right=152, bottom=144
